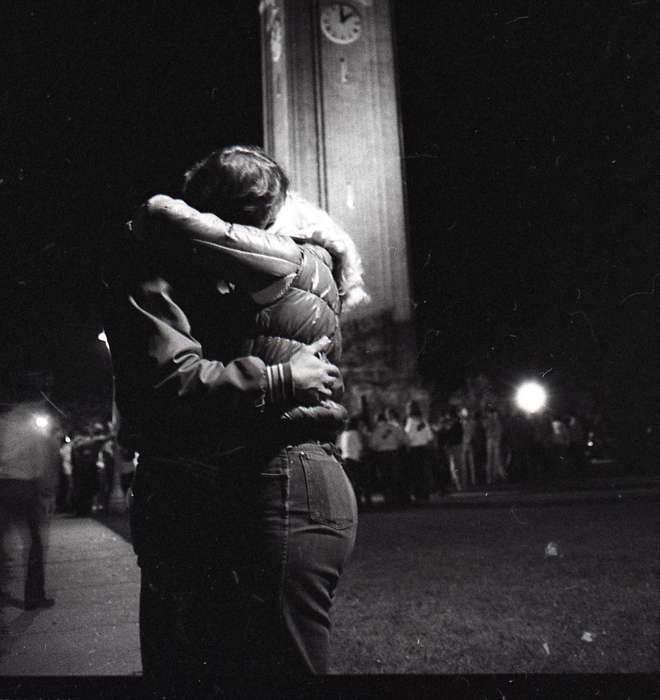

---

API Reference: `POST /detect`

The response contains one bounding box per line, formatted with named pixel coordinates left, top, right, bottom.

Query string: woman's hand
left=289, top=337, right=341, bottom=404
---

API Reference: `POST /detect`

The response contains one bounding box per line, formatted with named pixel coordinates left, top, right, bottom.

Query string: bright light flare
left=34, top=414, right=50, bottom=431
left=515, top=381, right=548, bottom=414
left=98, top=331, right=109, bottom=346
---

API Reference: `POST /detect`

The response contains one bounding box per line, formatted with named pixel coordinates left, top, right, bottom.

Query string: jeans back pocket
left=300, top=450, right=356, bottom=530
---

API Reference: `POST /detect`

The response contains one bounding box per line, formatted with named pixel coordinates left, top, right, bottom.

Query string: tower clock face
left=320, top=3, right=362, bottom=45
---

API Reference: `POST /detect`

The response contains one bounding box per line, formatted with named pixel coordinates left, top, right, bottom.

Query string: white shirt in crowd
left=404, top=416, right=434, bottom=448
left=337, top=429, right=363, bottom=462
left=370, top=420, right=408, bottom=452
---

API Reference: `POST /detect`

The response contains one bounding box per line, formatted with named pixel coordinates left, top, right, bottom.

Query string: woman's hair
left=407, top=400, right=422, bottom=418
left=181, top=145, right=289, bottom=228
left=268, top=191, right=370, bottom=309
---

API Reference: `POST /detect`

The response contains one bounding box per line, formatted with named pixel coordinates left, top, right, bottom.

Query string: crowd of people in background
left=48, top=403, right=590, bottom=517
left=1, top=398, right=594, bottom=520
left=57, top=421, right=137, bottom=517
left=336, top=400, right=590, bottom=509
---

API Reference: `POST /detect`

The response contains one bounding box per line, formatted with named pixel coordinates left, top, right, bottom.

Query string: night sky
left=3, top=2, right=659, bottom=439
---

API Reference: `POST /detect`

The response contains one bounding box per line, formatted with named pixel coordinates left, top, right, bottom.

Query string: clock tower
left=260, top=0, right=421, bottom=413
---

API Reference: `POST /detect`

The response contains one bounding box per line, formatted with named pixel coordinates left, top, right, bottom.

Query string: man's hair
left=181, top=144, right=289, bottom=228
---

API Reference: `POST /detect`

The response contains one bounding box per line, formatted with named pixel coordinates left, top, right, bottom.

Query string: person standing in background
left=337, top=417, right=369, bottom=510
left=483, top=405, right=506, bottom=484
left=370, top=412, right=408, bottom=506
left=95, top=427, right=116, bottom=512
left=115, top=445, right=138, bottom=500
left=550, top=414, right=571, bottom=479
left=386, top=408, right=411, bottom=504
left=57, top=433, right=73, bottom=513
left=70, top=426, right=108, bottom=517
left=0, top=403, right=59, bottom=610
left=460, top=409, right=477, bottom=489
left=404, top=400, right=435, bottom=502
left=444, top=408, right=464, bottom=492
left=566, top=414, right=587, bottom=475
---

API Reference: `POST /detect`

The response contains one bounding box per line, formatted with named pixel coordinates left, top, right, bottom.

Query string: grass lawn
left=329, top=499, right=659, bottom=674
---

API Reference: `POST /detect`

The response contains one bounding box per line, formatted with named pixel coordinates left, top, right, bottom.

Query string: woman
left=132, top=145, right=368, bottom=680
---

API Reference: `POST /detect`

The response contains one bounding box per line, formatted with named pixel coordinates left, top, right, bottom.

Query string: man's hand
left=289, top=336, right=341, bottom=404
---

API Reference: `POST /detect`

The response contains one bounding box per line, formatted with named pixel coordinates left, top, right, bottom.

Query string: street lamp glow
left=97, top=331, right=109, bottom=345
left=34, top=414, right=50, bottom=430
left=515, top=381, right=547, bottom=414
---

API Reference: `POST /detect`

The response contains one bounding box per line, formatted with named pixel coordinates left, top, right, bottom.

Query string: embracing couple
left=103, top=145, right=369, bottom=688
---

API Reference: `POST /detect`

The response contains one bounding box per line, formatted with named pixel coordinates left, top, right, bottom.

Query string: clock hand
left=339, top=6, right=351, bottom=22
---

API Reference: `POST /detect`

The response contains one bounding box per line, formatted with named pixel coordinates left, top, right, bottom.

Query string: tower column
left=260, top=0, right=421, bottom=413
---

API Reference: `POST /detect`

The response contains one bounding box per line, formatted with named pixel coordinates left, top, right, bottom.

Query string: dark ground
left=329, top=497, right=658, bottom=674
left=94, top=486, right=659, bottom=674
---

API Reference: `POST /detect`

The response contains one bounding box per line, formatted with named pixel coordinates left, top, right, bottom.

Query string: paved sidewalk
left=0, top=514, right=141, bottom=677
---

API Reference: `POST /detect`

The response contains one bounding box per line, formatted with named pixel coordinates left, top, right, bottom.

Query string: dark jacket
left=103, top=196, right=346, bottom=466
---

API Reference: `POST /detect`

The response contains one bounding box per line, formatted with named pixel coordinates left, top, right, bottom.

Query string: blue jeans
left=135, top=442, right=357, bottom=685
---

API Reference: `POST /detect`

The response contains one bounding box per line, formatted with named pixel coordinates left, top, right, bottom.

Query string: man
left=102, top=147, right=346, bottom=686
left=0, top=402, right=59, bottom=610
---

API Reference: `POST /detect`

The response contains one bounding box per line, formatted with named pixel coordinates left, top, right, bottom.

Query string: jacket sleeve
left=134, top=195, right=303, bottom=306
left=126, top=276, right=295, bottom=413
left=105, top=273, right=296, bottom=456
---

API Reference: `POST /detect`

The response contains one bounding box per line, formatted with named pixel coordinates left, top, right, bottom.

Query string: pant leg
left=0, top=480, right=46, bottom=603
left=244, top=443, right=357, bottom=676
left=131, top=455, right=254, bottom=689
left=447, top=446, right=463, bottom=491
left=24, top=487, right=47, bottom=604
left=0, top=481, right=16, bottom=592
left=344, top=459, right=363, bottom=505
left=381, top=451, right=400, bottom=505
left=410, top=447, right=432, bottom=500
left=138, top=557, right=248, bottom=690
left=485, top=439, right=495, bottom=483
left=463, top=446, right=476, bottom=487
left=73, top=462, right=96, bottom=516
left=493, top=439, right=506, bottom=479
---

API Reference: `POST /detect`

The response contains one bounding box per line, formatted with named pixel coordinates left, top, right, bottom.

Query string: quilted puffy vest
left=241, top=242, right=342, bottom=367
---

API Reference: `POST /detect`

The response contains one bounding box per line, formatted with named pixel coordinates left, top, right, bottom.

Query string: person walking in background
left=483, top=405, right=506, bottom=484
left=404, top=400, right=435, bottom=502
left=370, top=412, right=408, bottom=506
left=337, top=417, right=369, bottom=510
left=0, top=403, right=59, bottom=610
